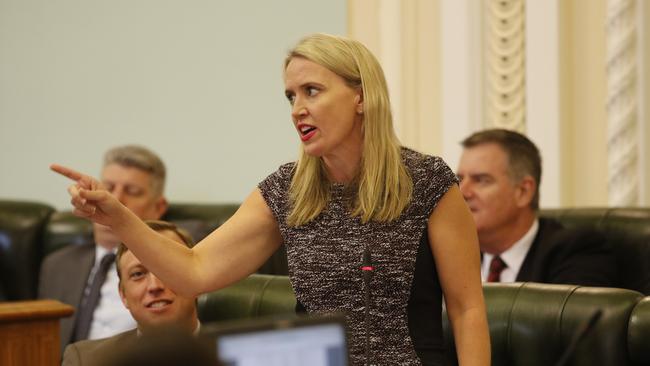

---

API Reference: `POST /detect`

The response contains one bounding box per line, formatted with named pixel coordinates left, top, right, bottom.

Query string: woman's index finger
left=50, top=164, right=85, bottom=182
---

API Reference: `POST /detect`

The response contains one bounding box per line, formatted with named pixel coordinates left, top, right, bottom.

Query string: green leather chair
left=0, top=200, right=54, bottom=300
left=38, top=205, right=650, bottom=285
left=4, top=201, right=649, bottom=299
left=165, top=203, right=288, bottom=275
left=628, top=297, right=650, bottom=366
left=197, top=274, right=295, bottom=322
left=443, top=282, right=645, bottom=366
left=541, top=208, right=650, bottom=295
left=197, top=276, right=650, bottom=366
left=41, top=203, right=241, bottom=258
left=163, top=203, right=240, bottom=241
left=42, top=211, right=94, bottom=257
left=541, top=208, right=650, bottom=236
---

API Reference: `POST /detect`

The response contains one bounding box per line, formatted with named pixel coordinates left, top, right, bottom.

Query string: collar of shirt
left=94, top=245, right=116, bottom=266
left=481, top=219, right=539, bottom=282
left=136, top=322, right=202, bottom=337
left=85, top=245, right=116, bottom=288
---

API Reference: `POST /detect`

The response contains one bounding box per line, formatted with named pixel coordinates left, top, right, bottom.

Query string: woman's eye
left=306, top=87, right=318, bottom=96
left=285, top=93, right=295, bottom=105
left=130, top=271, right=144, bottom=280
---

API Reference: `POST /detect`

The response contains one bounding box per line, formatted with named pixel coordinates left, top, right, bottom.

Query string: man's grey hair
left=103, top=145, right=166, bottom=196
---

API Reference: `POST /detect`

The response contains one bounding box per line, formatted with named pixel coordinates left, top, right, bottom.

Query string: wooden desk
left=0, top=300, right=74, bottom=366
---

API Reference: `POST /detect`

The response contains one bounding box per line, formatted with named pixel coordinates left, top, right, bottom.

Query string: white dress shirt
left=481, top=219, right=539, bottom=282
left=87, top=246, right=137, bottom=339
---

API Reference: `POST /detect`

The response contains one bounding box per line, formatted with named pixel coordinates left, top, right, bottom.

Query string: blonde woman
left=53, top=33, right=489, bottom=365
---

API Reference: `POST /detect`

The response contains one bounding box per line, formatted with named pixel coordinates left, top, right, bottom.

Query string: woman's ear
left=355, top=92, right=364, bottom=114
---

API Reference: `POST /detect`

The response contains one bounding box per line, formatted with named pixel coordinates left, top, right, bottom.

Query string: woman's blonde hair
left=285, top=33, right=412, bottom=226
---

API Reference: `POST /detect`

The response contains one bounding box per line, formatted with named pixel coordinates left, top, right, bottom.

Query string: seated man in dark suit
left=456, top=129, right=616, bottom=285
left=62, top=220, right=200, bottom=366
left=39, top=145, right=169, bottom=351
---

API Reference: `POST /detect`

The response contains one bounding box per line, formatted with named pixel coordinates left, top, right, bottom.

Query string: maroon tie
left=487, top=256, right=507, bottom=282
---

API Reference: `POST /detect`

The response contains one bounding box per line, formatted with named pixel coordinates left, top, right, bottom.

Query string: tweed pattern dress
left=259, top=148, right=457, bottom=365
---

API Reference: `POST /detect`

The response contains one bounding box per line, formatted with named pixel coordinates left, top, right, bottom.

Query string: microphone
left=555, top=309, right=603, bottom=366
left=360, top=245, right=373, bottom=366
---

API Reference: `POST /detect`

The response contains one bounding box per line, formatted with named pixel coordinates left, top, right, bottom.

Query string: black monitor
left=201, top=314, right=349, bottom=366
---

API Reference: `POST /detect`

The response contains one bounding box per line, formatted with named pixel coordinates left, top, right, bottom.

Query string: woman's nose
left=291, top=97, right=307, bottom=119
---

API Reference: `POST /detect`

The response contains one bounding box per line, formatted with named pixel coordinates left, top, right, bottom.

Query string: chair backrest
left=42, top=211, right=94, bottom=257
left=443, top=282, right=644, bottom=366
left=540, top=208, right=650, bottom=295
left=165, top=203, right=287, bottom=275
left=40, top=202, right=289, bottom=282
left=199, top=278, right=650, bottom=366
left=540, top=208, right=650, bottom=236
left=165, top=203, right=290, bottom=275
left=0, top=200, right=54, bottom=300
left=197, top=274, right=295, bottom=323
left=628, top=296, right=650, bottom=366
left=40, top=203, right=241, bottom=258
left=163, top=203, right=240, bottom=241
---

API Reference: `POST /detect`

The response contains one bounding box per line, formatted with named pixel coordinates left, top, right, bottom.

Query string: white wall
left=0, top=0, right=346, bottom=209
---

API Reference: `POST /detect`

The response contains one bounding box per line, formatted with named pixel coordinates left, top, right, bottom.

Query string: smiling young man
left=457, top=129, right=617, bottom=286
left=61, top=221, right=199, bottom=366
left=39, top=145, right=169, bottom=351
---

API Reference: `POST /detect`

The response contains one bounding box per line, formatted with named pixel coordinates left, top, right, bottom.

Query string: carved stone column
left=606, top=0, right=639, bottom=205
left=484, top=0, right=526, bottom=132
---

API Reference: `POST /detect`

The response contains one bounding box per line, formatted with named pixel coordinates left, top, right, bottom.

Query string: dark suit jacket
left=62, top=328, right=138, bottom=366
left=38, top=243, right=96, bottom=352
left=62, top=327, right=217, bottom=366
left=514, top=218, right=617, bottom=286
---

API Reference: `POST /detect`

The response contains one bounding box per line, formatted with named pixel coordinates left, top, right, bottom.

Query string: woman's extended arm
left=51, top=164, right=282, bottom=297
left=428, top=185, right=490, bottom=366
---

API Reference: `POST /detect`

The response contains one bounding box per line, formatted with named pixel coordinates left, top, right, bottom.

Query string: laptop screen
left=203, top=315, right=348, bottom=366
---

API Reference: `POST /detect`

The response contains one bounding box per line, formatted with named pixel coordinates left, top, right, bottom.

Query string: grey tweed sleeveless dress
left=259, top=148, right=458, bottom=366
